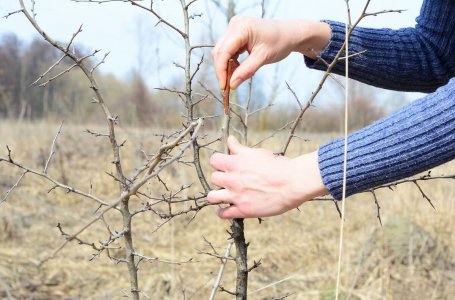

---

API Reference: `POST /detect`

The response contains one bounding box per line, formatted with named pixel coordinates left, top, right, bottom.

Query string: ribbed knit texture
left=305, top=0, right=455, bottom=200
left=305, top=0, right=455, bottom=92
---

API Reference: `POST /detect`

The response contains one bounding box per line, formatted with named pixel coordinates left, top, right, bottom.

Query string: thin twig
left=66, top=24, right=83, bottom=52
left=30, top=55, right=67, bottom=86
left=38, top=64, right=78, bottom=87
left=0, top=171, right=28, bottom=205
left=286, top=81, right=303, bottom=110
left=44, top=121, right=64, bottom=174
left=0, top=155, right=109, bottom=207
left=133, top=252, right=193, bottom=266
left=208, top=241, right=234, bottom=300
left=91, top=52, right=110, bottom=73
left=37, top=119, right=203, bottom=265
left=3, top=9, right=24, bottom=19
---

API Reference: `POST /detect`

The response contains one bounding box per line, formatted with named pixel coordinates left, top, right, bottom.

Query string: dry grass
left=0, top=120, right=454, bottom=300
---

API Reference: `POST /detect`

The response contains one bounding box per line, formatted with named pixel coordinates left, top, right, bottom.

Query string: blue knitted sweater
left=305, top=0, right=455, bottom=200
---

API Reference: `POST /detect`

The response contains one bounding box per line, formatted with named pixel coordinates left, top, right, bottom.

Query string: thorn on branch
left=189, top=12, right=203, bottom=19
left=154, top=19, right=163, bottom=27
left=108, top=115, right=119, bottom=123
left=119, top=140, right=127, bottom=147
left=31, top=0, right=37, bottom=19
left=94, top=204, right=102, bottom=214
left=173, top=62, right=185, bottom=70
left=105, top=171, right=131, bottom=188
left=157, top=175, right=170, bottom=191
left=413, top=180, right=436, bottom=209
left=370, top=190, right=382, bottom=226
left=333, top=199, right=342, bottom=219
left=85, top=129, right=109, bottom=137
left=47, top=185, right=59, bottom=194
left=423, top=170, right=432, bottom=179
left=56, top=223, right=70, bottom=239
left=6, top=145, right=13, bottom=163
left=272, top=293, right=295, bottom=300
left=248, top=259, right=262, bottom=272
left=218, top=285, right=236, bottom=296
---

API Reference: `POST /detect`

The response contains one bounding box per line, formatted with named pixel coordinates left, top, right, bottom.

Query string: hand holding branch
left=211, top=16, right=330, bottom=90
left=207, top=136, right=327, bottom=218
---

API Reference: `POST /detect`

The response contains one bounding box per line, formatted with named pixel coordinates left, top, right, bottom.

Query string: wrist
left=289, top=151, right=328, bottom=205
left=292, top=20, right=331, bottom=59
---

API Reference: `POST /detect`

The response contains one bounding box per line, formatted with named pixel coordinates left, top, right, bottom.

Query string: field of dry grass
left=0, top=120, right=454, bottom=300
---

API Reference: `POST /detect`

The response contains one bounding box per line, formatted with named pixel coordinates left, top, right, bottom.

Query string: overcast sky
left=0, top=0, right=424, bottom=107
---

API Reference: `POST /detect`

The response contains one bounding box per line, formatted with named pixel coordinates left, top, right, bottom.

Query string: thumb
left=227, top=136, right=250, bottom=155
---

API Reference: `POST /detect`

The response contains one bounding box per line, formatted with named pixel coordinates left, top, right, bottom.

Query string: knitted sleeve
left=318, top=78, right=455, bottom=200
left=304, top=0, right=455, bottom=93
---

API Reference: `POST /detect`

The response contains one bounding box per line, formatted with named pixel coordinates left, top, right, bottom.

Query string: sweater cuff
left=304, top=20, right=346, bottom=71
left=317, top=78, right=455, bottom=200
left=318, top=141, right=350, bottom=200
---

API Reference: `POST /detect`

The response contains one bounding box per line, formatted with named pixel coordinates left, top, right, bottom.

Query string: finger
left=210, top=152, right=234, bottom=172
left=207, top=189, right=232, bottom=204
left=227, top=136, right=251, bottom=155
left=216, top=206, right=244, bottom=219
left=230, top=50, right=265, bottom=89
left=211, top=38, right=229, bottom=87
left=215, top=52, right=241, bottom=90
left=211, top=24, right=236, bottom=62
left=210, top=171, right=232, bottom=188
left=213, top=35, right=249, bottom=90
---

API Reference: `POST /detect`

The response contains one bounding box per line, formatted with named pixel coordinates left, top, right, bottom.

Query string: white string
left=335, top=16, right=350, bottom=300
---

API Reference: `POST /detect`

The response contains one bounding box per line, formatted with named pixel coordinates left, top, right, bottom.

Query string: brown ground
left=0, top=121, right=454, bottom=300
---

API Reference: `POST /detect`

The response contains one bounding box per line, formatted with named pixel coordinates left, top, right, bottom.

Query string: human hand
left=207, top=136, right=328, bottom=219
left=211, top=17, right=331, bottom=90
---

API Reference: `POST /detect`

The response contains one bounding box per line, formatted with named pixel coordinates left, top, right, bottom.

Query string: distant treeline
left=0, top=33, right=186, bottom=126
left=0, top=33, right=384, bottom=132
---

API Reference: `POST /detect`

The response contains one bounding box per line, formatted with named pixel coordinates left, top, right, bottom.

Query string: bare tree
left=1, top=1, right=454, bottom=299
left=0, top=1, right=209, bottom=299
